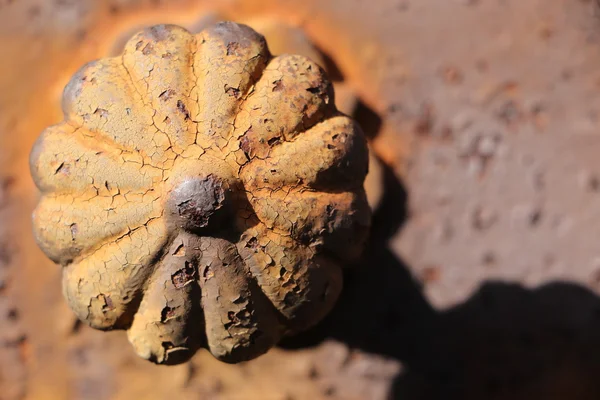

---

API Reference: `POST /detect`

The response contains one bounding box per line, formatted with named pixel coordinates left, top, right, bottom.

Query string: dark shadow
left=393, top=282, right=600, bottom=400
left=369, top=160, right=408, bottom=243
left=316, top=47, right=345, bottom=83
left=353, top=100, right=383, bottom=141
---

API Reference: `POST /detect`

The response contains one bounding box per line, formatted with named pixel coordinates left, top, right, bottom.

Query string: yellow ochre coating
left=30, top=22, right=370, bottom=365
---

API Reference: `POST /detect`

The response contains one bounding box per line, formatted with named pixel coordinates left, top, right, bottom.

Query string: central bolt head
left=167, top=175, right=230, bottom=233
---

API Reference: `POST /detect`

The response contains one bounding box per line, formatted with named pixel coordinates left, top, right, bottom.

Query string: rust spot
left=98, top=294, right=115, bottom=311
left=7, top=308, right=19, bottom=321
left=172, top=243, right=186, bottom=257
left=496, top=100, right=523, bottom=127
left=69, top=223, right=78, bottom=240
left=226, top=41, right=241, bottom=56
left=441, top=66, right=464, bottom=85
left=272, top=79, right=283, bottom=92
left=225, top=85, right=241, bottom=99
left=267, top=136, right=281, bottom=146
left=54, top=162, right=68, bottom=175
left=529, top=208, right=543, bottom=227
left=245, top=237, right=259, bottom=250
left=421, top=265, right=441, bottom=283
left=105, top=295, right=114, bottom=310
left=159, top=89, right=175, bottom=101
left=177, top=100, right=191, bottom=120
left=171, top=261, right=196, bottom=289
left=160, top=306, right=176, bottom=323
left=93, top=108, right=108, bottom=118
left=472, top=207, right=497, bottom=231
left=5, top=335, right=31, bottom=363
left=0, top=177, right=12, bottom=209
left=71, top=319, right=83, bottom=335
left=482, top=252, right=496, bottom=266
left=0, top=240, right=11, bottom=268
left=239, top=134, right=252, bottom=159
left=415, top=103, right=435, bottom=136
left=141, top=43, right=154, bottom=55
left=325, top=204, right=336, bottom=218
left=224, top=310, right=241, bottom=329
left=538, top=24, right=555, bottom=40
left=324, top=387, right=336, bottom=397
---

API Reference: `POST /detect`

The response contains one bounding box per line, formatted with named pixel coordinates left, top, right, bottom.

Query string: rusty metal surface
left=3, top=0, right=600, bottom=399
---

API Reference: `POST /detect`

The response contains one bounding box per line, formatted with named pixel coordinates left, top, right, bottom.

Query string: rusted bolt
left=30, top=22, right=371, bottom=365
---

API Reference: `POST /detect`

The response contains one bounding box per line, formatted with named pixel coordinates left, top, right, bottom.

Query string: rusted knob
left=30, top=22, right=371, bottom=364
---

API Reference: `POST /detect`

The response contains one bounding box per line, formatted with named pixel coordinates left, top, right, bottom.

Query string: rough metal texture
left=6, top=0, right=600, bottom=399
left=29, top=22, right=370, bottom=365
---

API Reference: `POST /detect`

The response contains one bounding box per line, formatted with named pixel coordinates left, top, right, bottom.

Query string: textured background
left=3, top=0, right=600, bottom=399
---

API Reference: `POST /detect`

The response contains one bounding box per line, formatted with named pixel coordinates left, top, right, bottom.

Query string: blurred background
left=3, top=0, right=600, bottom=399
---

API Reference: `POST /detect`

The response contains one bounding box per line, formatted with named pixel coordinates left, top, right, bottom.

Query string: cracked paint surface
left=30, top=21, right=370, bottom=364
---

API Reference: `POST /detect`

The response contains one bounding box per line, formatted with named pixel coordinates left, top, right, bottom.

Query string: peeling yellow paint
left=30, top=22, right=370, bottom=365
